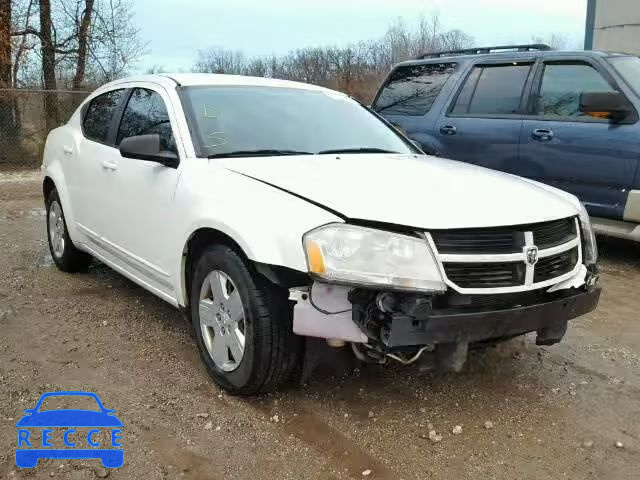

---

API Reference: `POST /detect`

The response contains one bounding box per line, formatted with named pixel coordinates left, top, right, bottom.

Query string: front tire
left=191, top=245, right=302, bottom=395
left=45, top=189, right=92, bottom=272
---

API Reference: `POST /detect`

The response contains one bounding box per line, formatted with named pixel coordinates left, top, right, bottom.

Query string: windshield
left=608, top=56, right=640, bottom=96
left=180, top=85, right=416, bottom=157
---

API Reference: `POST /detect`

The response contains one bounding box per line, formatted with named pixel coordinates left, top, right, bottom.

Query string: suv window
left=537, top=62, right=615, bottom=117
left=117, top=88, right=177, bottom=153
left=451, top=63, right=532, bottom=116
left=374, top=63, right=456, bottom=116
left=83, top=89, right=125, bottom=143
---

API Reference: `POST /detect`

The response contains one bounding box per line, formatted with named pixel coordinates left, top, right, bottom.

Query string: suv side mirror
left=119, top=134, right=179, bottom=168
left=579, top=91, right=634, bottom=122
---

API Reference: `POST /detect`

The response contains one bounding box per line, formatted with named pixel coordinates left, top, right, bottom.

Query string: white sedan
left=42, top=74, right=600, bottom=394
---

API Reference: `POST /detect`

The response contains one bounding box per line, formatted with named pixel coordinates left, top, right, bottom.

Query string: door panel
left=519, top=120, right=638, bottom=219
left=436, top=117, right=523, bottom=172
left=436, top=61, right=532, bottom=171
left=66, top=89, right=126, bottom=237
left=519, top=59, right=640, bottom=220
left=105, top=86, right=181, bottom=292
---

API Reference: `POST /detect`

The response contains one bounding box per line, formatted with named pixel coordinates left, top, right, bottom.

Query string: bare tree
left=192, top=16, right=473, bottom=102
left=145, top=64, right=166, bottom=74
left=194, top=47, right=246, bottom=75
left=72, top=0, right=94, bottom=89
left=11, top=0, right=35, bottom=88
left=0, top=0, right=10, bottom=88
left=531, top=33, right=569, bottom=50
left=0, top=0, right=17, bottom=136
left=86, top=0, right=147, bottom=84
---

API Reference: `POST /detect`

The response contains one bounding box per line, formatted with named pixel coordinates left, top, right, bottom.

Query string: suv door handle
left=531, top=128, right=554, bottom=142
left=440, top=125, right=457, bottom=136
left=62, top=145, right=73, bottom=155
left=101, top=160, right=118, bottom=171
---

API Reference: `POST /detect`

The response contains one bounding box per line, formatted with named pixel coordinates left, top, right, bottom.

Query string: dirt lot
left=0, top=171, right=639, bottom=480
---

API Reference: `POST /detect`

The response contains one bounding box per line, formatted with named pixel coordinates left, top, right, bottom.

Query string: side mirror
left=579, top=91, right=634, bottom=122
left=119, top=134, right=179, bottom=168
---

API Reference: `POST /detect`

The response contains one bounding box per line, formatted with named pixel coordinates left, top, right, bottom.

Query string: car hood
left=220, top=154, right=578, bottom=229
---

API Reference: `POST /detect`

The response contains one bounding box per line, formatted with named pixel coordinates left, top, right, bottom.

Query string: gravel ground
left=0, top=172, right=639, bottom=479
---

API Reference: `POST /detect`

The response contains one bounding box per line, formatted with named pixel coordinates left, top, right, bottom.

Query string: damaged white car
left=42, top=74, right=601, bottom=394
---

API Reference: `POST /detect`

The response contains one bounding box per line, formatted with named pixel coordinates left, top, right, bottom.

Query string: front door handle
left=62, top=145, right=73, bottom=155
left=101, top=160, right=118, bottom=171
left=440, top=125, right=457, bottom=136
left=531, top=128, right=554, bottom=142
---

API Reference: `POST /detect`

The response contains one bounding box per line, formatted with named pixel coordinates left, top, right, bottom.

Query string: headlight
left=578, top=203, right=598, bottom=264
left=303, top=224, right=445, bottom=292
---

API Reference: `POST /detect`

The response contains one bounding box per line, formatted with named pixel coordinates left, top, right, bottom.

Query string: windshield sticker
left=204, top=131, right=228, bottom=148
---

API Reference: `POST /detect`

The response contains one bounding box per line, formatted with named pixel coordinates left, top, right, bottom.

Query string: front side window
left=373, top=63, right=456, bottom=116
left=83, top=89, right=125, bottom=143
left=537, top=62, right=615, bottom=117
left=117, top=88, right=177, bottom=153
left=451, top=63, right=532, bottom=116
left=182, top=86, right=416, bottom=157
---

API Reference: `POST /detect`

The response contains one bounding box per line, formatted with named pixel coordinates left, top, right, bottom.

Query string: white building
left=585, top=0, right=640, bottom=54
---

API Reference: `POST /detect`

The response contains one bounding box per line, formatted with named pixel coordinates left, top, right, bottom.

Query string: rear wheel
left=45, top=189, right=92, bottom=272
left=191, top=245, right=302, bottom=395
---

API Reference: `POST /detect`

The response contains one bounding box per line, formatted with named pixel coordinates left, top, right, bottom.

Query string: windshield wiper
left=317, top=147, right=401, bottom=155
left=207, top=149, right=314, bottom=159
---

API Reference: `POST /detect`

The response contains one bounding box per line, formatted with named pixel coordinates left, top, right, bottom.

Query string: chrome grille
left=430, top=217, right=581, bottom=293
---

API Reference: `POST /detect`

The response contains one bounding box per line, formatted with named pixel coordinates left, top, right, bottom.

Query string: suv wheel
left=45, top=189, right=92, bottom=272
left=191, top=245, right=301, bottom=395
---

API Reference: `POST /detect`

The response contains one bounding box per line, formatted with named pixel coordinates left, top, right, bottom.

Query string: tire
left=190, top=244, right=302, bottom=395
left=45, top=189, right=92, bottom=272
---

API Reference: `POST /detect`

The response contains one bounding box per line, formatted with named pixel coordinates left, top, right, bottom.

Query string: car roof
left=394, top=49, right=633, bottom=68
left=103, top=73, right=337, bottom=93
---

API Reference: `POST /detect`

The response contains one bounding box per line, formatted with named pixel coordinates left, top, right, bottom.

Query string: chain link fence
left=0, top=89, right=91, bottom=169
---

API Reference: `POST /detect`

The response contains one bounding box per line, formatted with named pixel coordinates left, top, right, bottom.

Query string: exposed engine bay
left=290, top=270, right=600, bottom=372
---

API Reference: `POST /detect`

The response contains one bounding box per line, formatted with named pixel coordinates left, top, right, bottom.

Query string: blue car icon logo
left=15, top=391, right=123, bottom=468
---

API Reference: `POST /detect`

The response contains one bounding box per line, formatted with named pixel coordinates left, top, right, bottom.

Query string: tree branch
left=11, top=27, right=41, bottom=38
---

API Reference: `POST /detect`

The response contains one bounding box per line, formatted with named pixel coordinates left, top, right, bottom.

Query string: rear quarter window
left=373, top=63, right=456, bottom=116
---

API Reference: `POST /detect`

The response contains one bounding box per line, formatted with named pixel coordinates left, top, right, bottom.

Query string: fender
left=171, top=166, right=342, bottom=306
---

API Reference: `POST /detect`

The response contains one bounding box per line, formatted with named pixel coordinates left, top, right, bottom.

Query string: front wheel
left=45, top=189, right=92, bottom=272
left=191, top=245, right=302, bottom=395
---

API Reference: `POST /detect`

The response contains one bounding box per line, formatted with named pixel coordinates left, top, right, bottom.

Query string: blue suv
left=373, top=44, right=640, bottom=242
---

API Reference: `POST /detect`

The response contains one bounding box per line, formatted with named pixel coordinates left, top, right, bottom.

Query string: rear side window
left=83, top=89, right=125, bottom=143
left=116, top=88, right=177, bottom=153
left=451, top=63, right=532, bottom=116
left=374, top=63, right=456, bottom=116
left=537, top=62, right=615, bottom=117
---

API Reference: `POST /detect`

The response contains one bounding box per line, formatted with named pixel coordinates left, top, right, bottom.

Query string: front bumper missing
left=290, top=267, right=601, bottom=348
left=382, top=286, right=601, bottom=347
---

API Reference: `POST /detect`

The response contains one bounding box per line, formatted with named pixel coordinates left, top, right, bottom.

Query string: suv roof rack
left=417, top=44, right=552, bottom=59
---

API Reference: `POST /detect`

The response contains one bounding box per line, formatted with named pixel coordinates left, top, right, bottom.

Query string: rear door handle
left=63, top=145, right=73, bottom=155
left=101, top=160, right=118, bottom=171
left=439, top=125, right=457, bottom=136
left=531, top=128, right=554, bottom=142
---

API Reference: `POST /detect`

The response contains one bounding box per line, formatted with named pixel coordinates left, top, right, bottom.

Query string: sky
left=134, top=0, right=587, bottom=72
